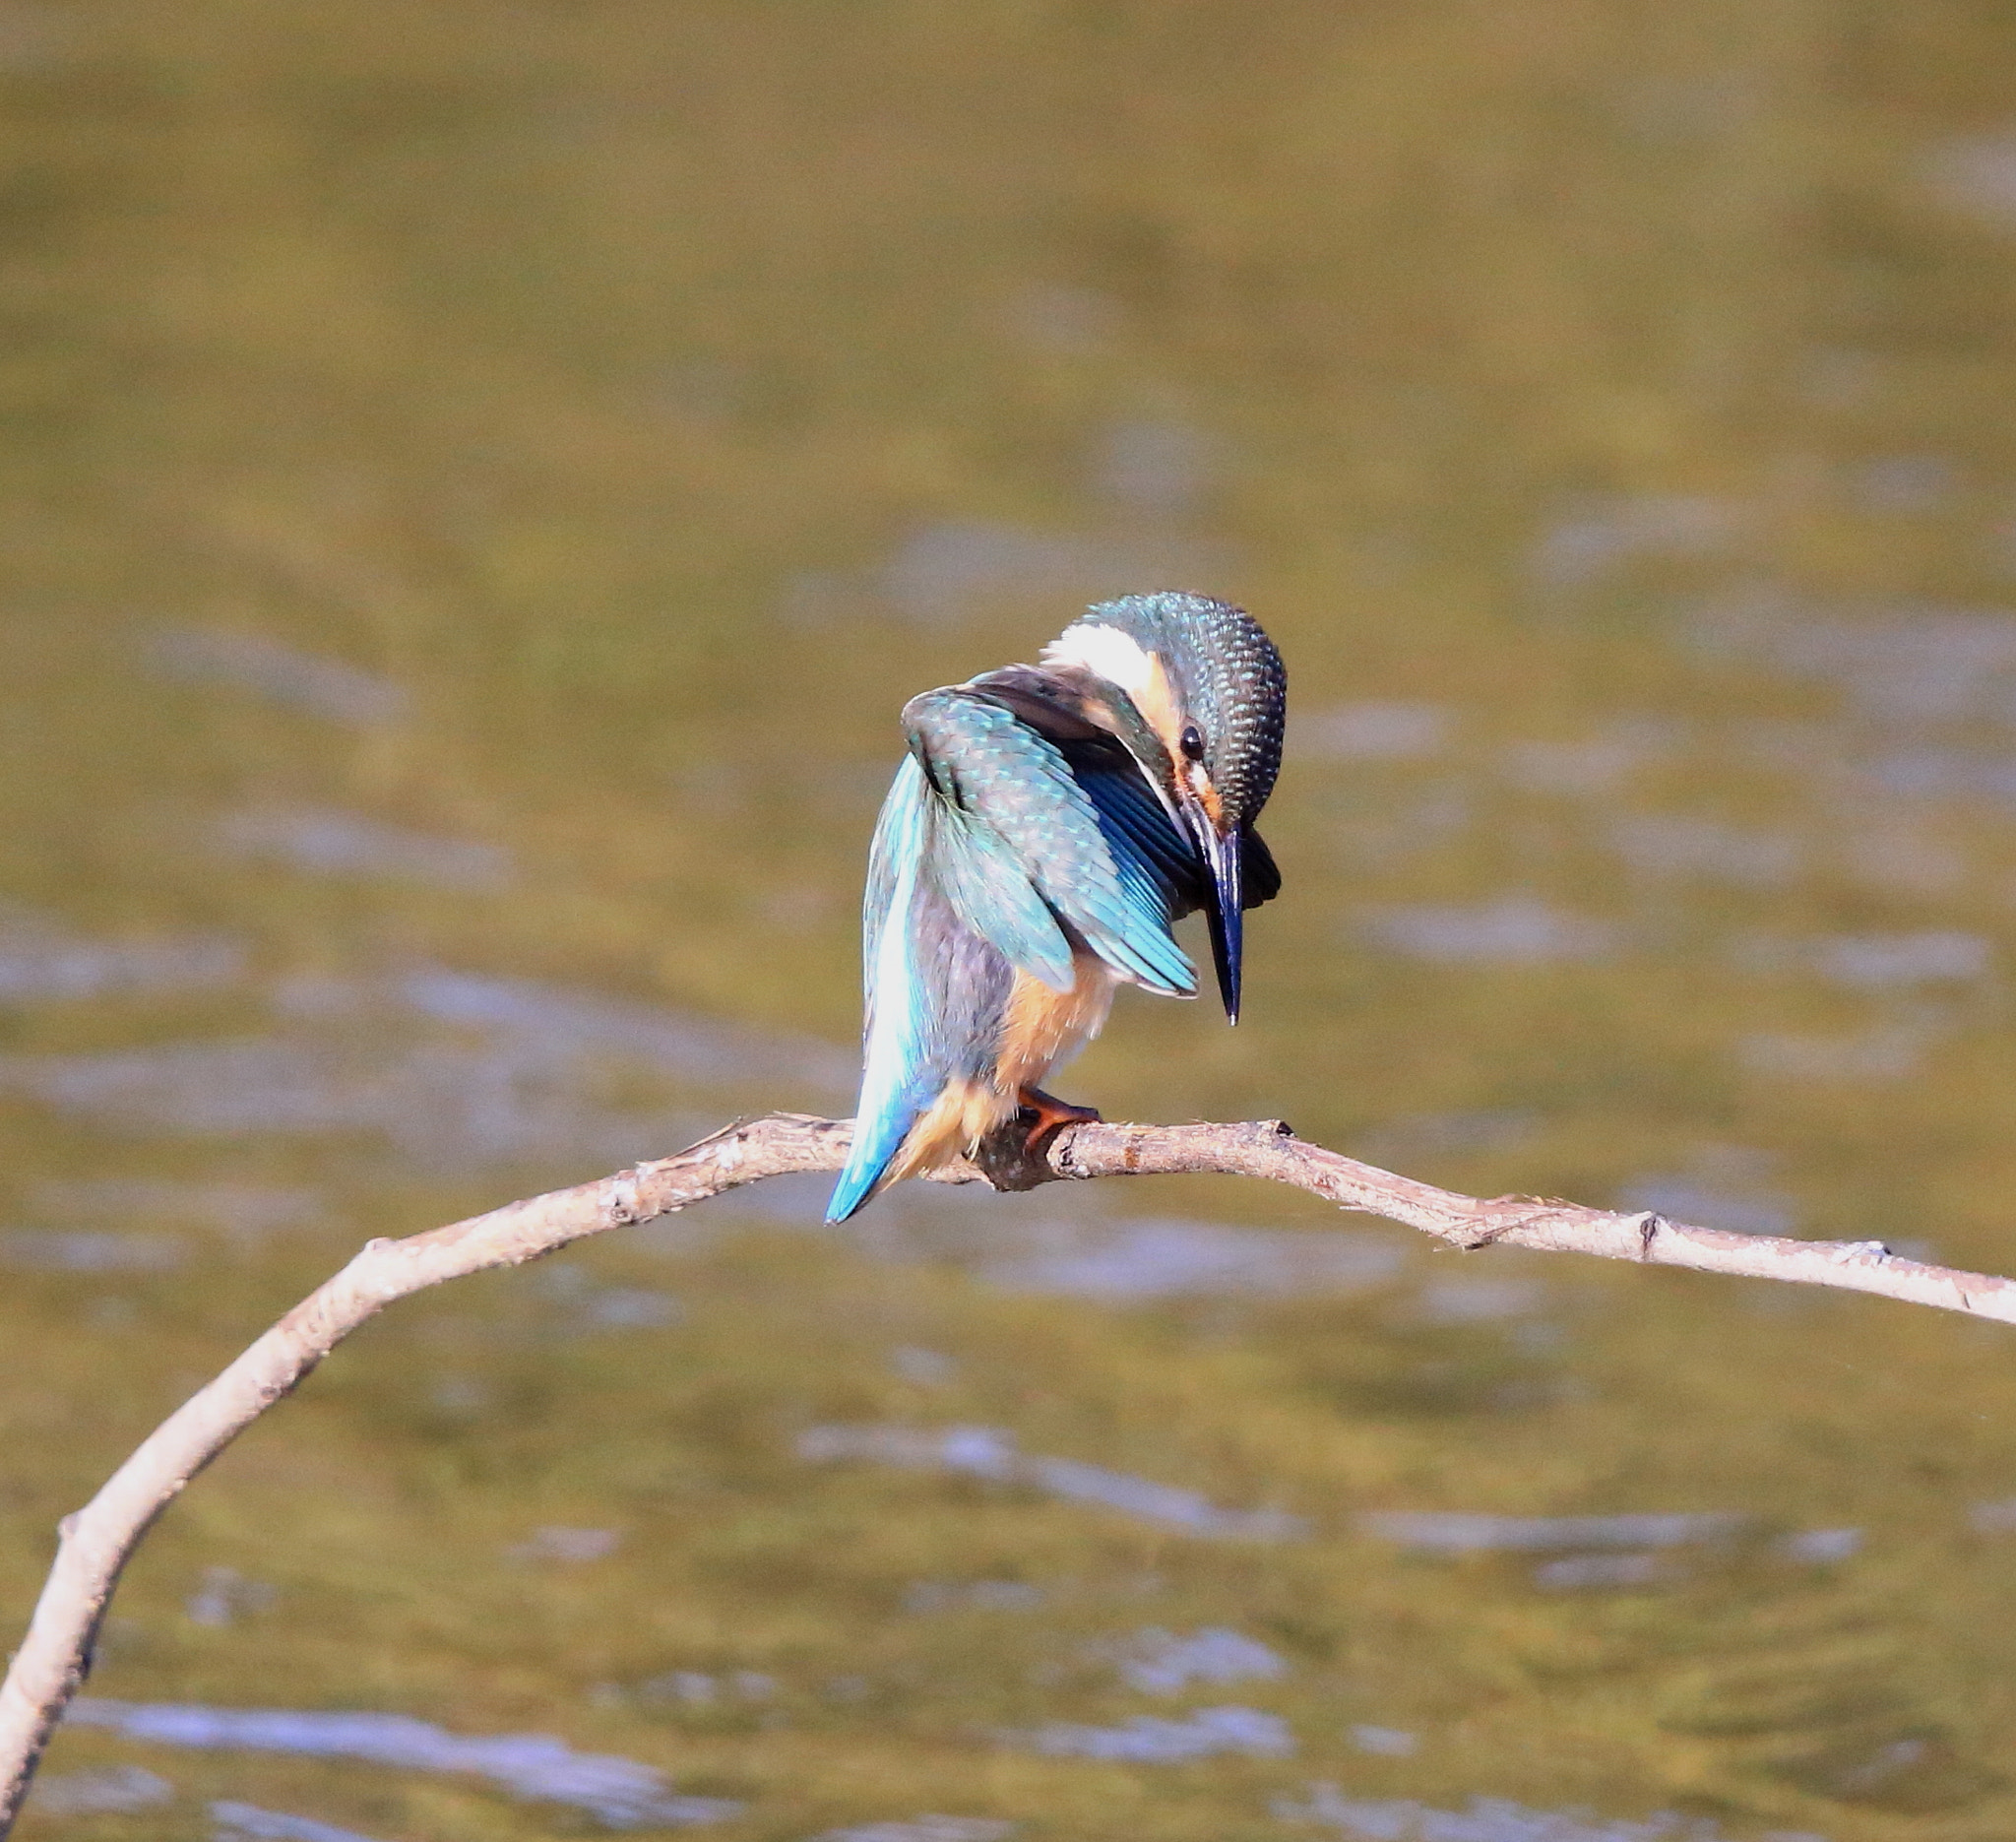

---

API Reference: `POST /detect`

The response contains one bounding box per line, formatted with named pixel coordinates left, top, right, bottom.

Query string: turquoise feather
left=904, top=689, right=1196, bottom=998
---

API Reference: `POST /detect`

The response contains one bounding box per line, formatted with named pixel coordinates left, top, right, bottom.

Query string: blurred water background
left=7, top=3, right=2016, bottom=1838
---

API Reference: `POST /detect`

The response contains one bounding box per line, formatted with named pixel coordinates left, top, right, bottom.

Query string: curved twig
left=3, top=1110, right=2011, bottom=1829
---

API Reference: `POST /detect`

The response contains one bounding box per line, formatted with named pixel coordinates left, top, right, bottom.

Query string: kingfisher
left=826, top=592, right=1287, bottom=1224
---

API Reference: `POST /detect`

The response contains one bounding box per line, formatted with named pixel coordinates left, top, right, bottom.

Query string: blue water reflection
left=69, top=1701, right=739, bottom=1828
left=212, top=1800, right=385, bottom=1842
left=1273, top=1785, right=1822, bottom=1841
left=797, top=1425, right=1305, bottom=1541
left=148, top=630, right=408, bottom=730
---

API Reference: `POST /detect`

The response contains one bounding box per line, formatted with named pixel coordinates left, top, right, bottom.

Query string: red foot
left=1018, top=1086, right=1102, bottom=1151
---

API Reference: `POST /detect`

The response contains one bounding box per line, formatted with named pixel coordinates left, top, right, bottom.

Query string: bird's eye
left=1179, top=724, right=1205, bottom=760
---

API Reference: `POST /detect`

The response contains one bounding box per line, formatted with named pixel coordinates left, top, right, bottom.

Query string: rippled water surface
left=9, top=5, right=2016, bottom=1837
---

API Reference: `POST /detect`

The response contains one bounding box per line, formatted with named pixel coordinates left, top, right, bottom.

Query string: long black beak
left=1181, top=795, right=1243, bottom=1023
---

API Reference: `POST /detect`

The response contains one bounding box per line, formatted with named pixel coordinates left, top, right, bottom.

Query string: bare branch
left=3, top=1110, right=2010, bottom=1830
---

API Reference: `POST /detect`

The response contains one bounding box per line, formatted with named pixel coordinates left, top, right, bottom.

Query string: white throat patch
left=1040, top=622, right=1157, bottom=698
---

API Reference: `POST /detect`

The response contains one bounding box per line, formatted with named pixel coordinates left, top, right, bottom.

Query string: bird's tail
left=824, top=1092, right=923, bottom=1224
left=826, top=866, right=936, bottom=1224
left=828, top=751, right=939, bottom=1224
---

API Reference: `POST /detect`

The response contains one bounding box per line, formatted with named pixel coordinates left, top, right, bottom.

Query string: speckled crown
left=1075, top=593, right=1287, bottom=824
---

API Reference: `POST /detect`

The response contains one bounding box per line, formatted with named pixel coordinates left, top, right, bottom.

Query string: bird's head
left=1040, top=593, right=1286, bottom=1020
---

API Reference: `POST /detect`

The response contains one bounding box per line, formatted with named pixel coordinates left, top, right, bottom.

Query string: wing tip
left=1117, top=938, right=1198, bottom=999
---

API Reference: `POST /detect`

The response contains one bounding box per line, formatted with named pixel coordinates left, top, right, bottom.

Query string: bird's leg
left=1018, top=1086, right=1102, bottom=1151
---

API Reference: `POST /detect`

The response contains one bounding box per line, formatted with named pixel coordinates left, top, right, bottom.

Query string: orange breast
left=995, top=952, right=1118, bottom=1094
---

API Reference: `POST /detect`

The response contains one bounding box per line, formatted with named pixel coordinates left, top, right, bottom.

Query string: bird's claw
left=1018, top=1087, right=1102, bottom=1151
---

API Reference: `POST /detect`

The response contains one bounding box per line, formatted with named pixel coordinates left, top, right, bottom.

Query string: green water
left=9, top=3, right=2016, bottom=1836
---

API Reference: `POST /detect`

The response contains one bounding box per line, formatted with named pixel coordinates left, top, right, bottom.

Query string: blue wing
left=904, top=688, right=1196, bottom=997
left=1072, top=752, right=1281, bottom=916
left=1069, top=750, right=1201, bottom=920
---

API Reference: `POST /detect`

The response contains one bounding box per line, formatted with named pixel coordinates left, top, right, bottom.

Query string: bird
left=826, top=591, right=1287, bottom=1224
